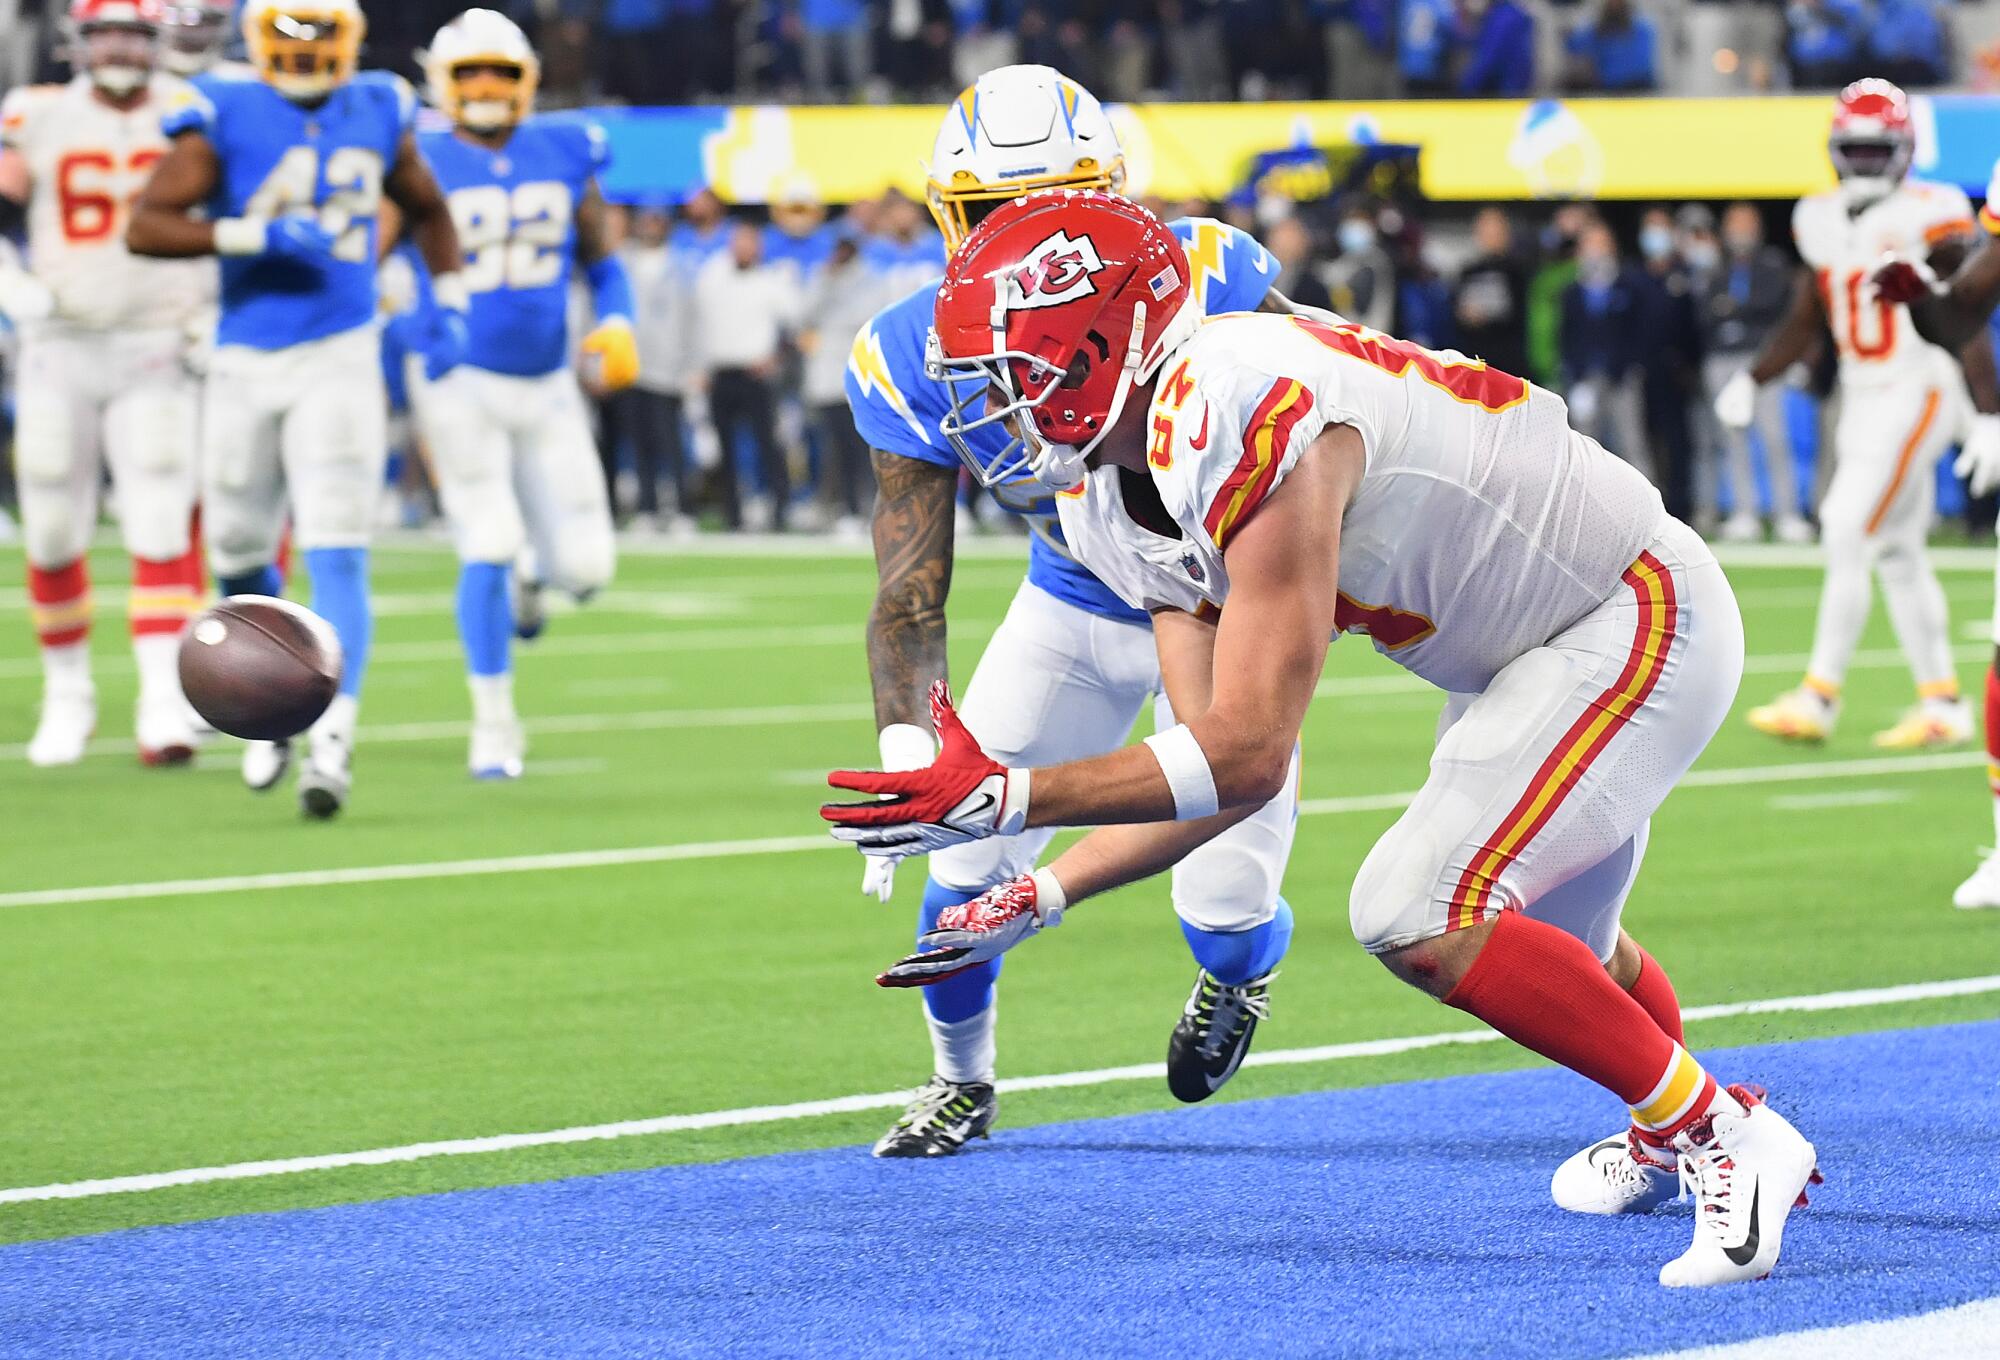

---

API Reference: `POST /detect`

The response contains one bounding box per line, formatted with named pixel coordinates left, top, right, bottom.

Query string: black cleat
left=872, top=1076, right=997, bottom=1158
left=1166, top=968, right=1274, bottom=1103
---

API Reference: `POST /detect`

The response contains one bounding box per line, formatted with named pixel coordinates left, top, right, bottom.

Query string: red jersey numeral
left=54, top=149, right=158, bottom=244
left=1815, top=267, right=1896, bottom=360
left=1292, top=316, right=1528, bottom=413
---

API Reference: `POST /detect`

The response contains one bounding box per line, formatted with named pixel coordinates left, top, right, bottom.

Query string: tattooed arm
left=867, top=449, right=960, bottom=731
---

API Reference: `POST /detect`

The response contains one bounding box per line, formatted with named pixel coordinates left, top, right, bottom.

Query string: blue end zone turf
left=3, top=1022, right=1996, bottom=1357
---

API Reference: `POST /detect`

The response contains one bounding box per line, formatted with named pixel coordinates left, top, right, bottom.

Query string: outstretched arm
left=127, top=131, right=223, bottom=257
left=865, top=449, right=959, bottom=733
left=1904, top=235, right=2000, bottom=353
left=1745, top=266, right=1826, bottom=386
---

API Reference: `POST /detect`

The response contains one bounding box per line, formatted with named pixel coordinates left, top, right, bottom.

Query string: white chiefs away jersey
left=1056, top=314, right=1666, bottom=695
left=1792, top=178, right=1974, bottom=386
left=0, top=75, right=213, bottom=332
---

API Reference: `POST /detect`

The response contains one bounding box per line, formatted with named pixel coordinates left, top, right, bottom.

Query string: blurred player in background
left=1718, top=79, right=1996, bottom=750
left=846, top=65, right=1324, bottom=1157
left=409, top=8, right=634, bottom=779
left=1873, top=132, right=2000, bottom=908
left=0, top=0, right=211, bottom=768
left=128, top=0, right=467, bottom=818
left=159, top=0, right=239, bottom=77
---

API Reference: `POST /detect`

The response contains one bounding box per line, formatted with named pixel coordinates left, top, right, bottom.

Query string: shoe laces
left=1677, top=1139, right=1739, bottom=1240
left=1187, top=971, right=1274, bottom=1060
left=896, top=1076, right=979, bottom=1132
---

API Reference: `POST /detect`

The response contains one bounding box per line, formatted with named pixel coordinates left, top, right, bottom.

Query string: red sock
left=130, top=556, right=198, bottom=640
left=1985, top=667, right=2000, bottom=779
left=1445, top=910, right=1683, bottom=1108
left=182, top=507, right=208, bottom=598
left=29, top=560, right=91, bottom=648
left=1625, top=944, right=1684, bottom=1044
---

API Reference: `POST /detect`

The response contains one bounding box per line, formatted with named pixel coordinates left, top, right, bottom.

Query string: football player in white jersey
left=159, top=0, right=239, bottom=77
left=1873, top=122, right=2000, bottom=908
left=847, top=66, right=1327, bottom=1157
left=824, top=192, right=1820, bottom=1288
left=1717, top=79, right=1997, bottom=749
left=0, top=0, right=212, bottom=767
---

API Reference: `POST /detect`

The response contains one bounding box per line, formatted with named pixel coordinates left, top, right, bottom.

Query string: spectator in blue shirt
left=1400, top=0, right=1458, bottom=95
left=1563, top=0, right=1659, bottom=92
left=1458, top=0, right=1536, bottom=97
left=1787, top=0, right=1869, bottom=89
left=795, top=0, right=873, bottom=99
left=1869, top=0, right=1950, bottom=88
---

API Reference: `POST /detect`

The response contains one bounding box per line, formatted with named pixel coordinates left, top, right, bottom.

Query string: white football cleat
left=1951, top=849, right=2000, bottom=909
left=242, top=738, right=292, bottom=792
left=469, top=717, right=525, bottom=780
left=1659, top=1086, right=1820, bottom=1288
left=1773, top=513, right=1815, bottom=545
left=1717, top=511, right=1762, bottom=543
left=135, top=689, right=198, bottom=768
left=27, top=689, right=95, bottom=767
left=297, top=728, right=352, bottom=820
left=1871, top=698, right=1974, bottom=751
left=1550, top=1129, right=1679, bottom=1215
left=1746, top=686, right=1837, bottom=743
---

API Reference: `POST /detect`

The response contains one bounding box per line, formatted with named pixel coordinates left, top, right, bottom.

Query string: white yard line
left=0, top=749, right=1985, bottom=911
left=0, top=973, right=1992, bottom=1207
left=1628, top=1296, right=2000, bottom=1360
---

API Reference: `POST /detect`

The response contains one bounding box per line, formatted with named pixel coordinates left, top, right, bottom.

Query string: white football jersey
left=0, top=76, right=213, bottom=332
left=1792, top=178, right=1973, bottom=387
left=1056, top=314, right=1667, bottom=695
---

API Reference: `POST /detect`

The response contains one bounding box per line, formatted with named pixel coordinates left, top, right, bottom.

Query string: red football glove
left=823, top=681, right=1029, bottom=859
left=877, top=870, right=1065, bottom=987
left=1870, top=254, right=1942, bottom=306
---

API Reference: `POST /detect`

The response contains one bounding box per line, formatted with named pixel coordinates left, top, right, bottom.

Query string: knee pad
left=12, top=392, right=76, bottom=487
left=1171, top=836, right=1284, bottom=933
left=927, top=828, right=1054, bottom=894
left=551, top=520, right=615, bottom=598
left=21, top=504, right=91, bottom=571
left=1349, top=813, right=1458, bottom=955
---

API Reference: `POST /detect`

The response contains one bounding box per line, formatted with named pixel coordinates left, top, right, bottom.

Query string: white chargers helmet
left=925, top=64, right=1125, bottom=251
left=241, top=0, right=363, bottom=102
left=159, top=0, right=234, bottom=77
left=425, top=9, right=541, bottom=134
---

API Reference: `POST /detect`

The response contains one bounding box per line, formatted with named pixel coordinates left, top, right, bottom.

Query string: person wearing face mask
left=1694, top=202, right=1809, bottom=544
left=1631, top=207, right=1703, bottom=523
left=1723, top=80, right=1999, bottom=752
left=1324, top=205, right=1396, bottom=333
left=1528, top=203, right=1596, bottom=391
left=1559, top=224, right=1647, bottom=476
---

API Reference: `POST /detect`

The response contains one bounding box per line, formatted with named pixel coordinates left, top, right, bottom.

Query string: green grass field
left=2, top=537, right=1997, bottom=1248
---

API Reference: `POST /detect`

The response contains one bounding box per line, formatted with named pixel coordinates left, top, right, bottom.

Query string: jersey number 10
left=449, top=182, right=573, bottom=294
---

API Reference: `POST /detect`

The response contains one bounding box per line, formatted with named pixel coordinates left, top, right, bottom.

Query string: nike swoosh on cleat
left=1723, top=1183, right=1762, bottom=1266
left=1586, top=1138, right=1626, bottom=1168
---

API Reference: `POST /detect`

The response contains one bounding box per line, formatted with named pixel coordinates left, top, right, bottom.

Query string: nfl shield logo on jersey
left=1181, top=551, right=1205, bottom=583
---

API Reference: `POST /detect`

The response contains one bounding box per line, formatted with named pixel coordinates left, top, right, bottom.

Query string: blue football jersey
left=163, top=70, right=415, bottom=351
left=844, top=217, right=1278, bottom=624
left=420, top=115, right=608, bottom=378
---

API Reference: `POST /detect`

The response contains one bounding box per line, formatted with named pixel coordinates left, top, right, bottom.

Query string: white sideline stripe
left=1769, top=788, right=1909, bottom=811
left=1, top=973, right=1993, bottom=1207
left=1627, top=1296, right=2000, bottom=1360
left=0, top=749, right=1986, bottom=911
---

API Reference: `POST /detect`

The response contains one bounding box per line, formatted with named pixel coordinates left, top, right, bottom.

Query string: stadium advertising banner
left=590, top=95, right=2000, bottom=206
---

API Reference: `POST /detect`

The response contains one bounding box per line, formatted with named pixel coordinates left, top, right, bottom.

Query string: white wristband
left=1029, top=866, right=1067, bottom=927
left=1143, top=723, right=1219, bottom=820
left=213, top=217, right=268, bottom=257
left=431, top=271, right=471, bottom=314
left=877, top=722, right=936, bottom=772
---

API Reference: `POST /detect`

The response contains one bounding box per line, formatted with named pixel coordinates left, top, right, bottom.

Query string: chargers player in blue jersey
left=129, top=0, right=467, bottom=819
left=848, top=65, right=1337, bottom=1157
left=407, top=9, right=637, bottom=780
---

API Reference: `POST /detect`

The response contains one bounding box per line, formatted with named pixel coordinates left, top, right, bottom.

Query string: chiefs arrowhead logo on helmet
left=1006, top=230, right=1106, bottom=310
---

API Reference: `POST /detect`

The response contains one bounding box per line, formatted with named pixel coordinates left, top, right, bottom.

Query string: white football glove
left=876, top=869, right=1065, bottom=987
left=1713, top=369, right=1757, bottom=431
left=1957, top=414, right=2000, bottom=498
left=860, top=722, right=937, bottom=902
left=0, top=263, right=54, bottom=324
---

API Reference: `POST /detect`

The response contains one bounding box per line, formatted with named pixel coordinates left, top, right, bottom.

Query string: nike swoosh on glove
left=823, top=680, right=1029, bottom=859
left=877, top=871, right=1062, bottom=987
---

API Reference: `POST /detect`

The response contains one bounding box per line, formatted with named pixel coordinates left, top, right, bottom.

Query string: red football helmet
left=930, top=190, right=1198, bottom=490
left=1829, top=78, right=1914, bottom=207
left=69, top=0, right=164, bottom=96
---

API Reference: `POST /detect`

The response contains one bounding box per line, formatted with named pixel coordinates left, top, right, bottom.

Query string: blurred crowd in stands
left=1, top=1, right=1994, bottom=104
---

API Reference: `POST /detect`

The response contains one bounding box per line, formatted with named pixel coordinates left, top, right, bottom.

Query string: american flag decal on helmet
left=1148, top=266, right=1178, bottom=300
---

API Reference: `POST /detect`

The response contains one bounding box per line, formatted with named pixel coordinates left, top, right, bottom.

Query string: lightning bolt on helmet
left=425, top=8, right=540, bottom=135
left=926, top=65, right=1126, bottom=251
left=241, top=0, right=363, bottom=102
left=1830, top=78, right=1914, bottom=209
left=930, top=190, right=1197, bottom=491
